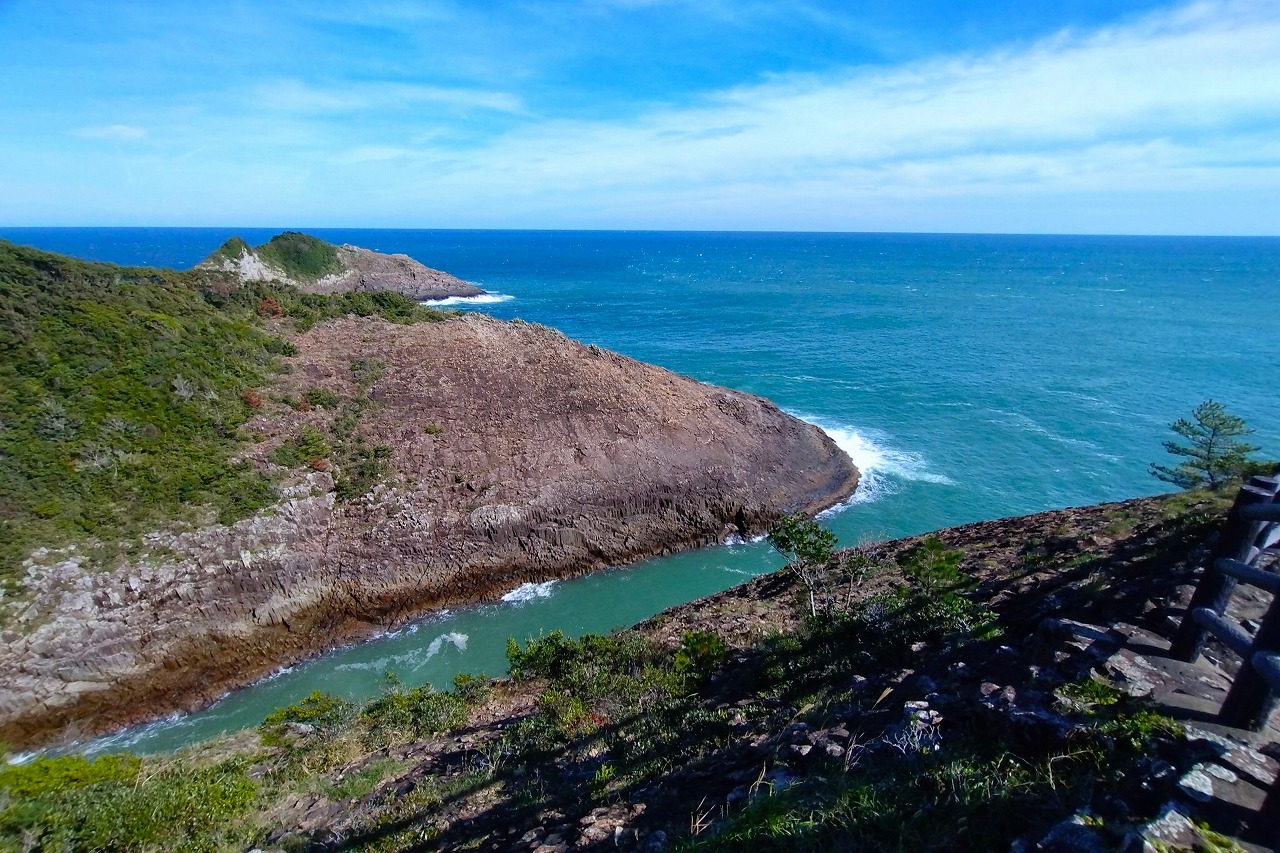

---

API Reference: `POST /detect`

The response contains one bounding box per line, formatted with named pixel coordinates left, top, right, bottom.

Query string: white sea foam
left=425, top=632, right=469, bottom=660
left=425, top=292, right=514, bottom=307
left=501, top=580, right=557, bottom=603
left=74, top=711, right=191, bottom=757
left=791, top=414, right=955, bottom=513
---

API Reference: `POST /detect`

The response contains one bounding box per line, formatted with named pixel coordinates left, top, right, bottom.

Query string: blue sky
left=1, top=0, right=1277, bottom=234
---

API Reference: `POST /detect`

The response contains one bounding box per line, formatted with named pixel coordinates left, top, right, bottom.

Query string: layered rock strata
left=0, top=314, right=857, bottom=748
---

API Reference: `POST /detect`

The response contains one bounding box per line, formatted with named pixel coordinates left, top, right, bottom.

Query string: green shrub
left=255, top=232, right=342, bottom=282
left=674, top=630, right=728, bottom=682
left=350, top=357, right=385, bottom=388
left=899, top=535, right=971, bottom=595
left=333, top=441, right=391, bottom=501
left=452, top=671, right=492, bottom=705
left=264, top=336, right=298, bottom=356
left=304, top=386, right=340, bottom=409
left=271, top=426, right=331, bottom=468
left=261, top=690, right=352, bottom=731
left=0, top=754, right=140, bottom=799
left=362, top=684, right=468, bottom=742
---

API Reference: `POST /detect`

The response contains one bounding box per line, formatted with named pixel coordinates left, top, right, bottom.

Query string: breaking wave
left=425, top=292, right=514, bottom=307
left=792, top=414, right=954, bottom=513
left=501, top=580, right=557, bottom=603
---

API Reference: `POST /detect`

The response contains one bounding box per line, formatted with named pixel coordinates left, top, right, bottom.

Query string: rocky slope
left=198, top=232, right=484, bottom=301
left=256, top=491, right=1268, bottom=852
left=10, top=490, right=1267, bottom=853
left=0, top=314, right=858, bottom=749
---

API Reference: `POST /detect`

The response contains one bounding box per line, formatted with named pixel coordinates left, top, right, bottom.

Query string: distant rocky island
left=0, top=234, right=858, bottom=747
left=197, top=231, right=485, bottom=301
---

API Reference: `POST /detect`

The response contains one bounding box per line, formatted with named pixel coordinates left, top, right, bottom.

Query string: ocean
left=4, top=227, right=1277, bottom=753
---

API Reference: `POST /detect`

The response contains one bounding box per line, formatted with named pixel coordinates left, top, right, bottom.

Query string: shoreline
left=26, top=480, right=858, bottom=755
left=2, top=315, right=859, bottom=751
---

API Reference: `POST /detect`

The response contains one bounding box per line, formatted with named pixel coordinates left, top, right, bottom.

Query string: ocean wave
left=73, top=711, right=192, bottom=757
left=425, top=292, right=514, bottom=307
left=425, top=632, right=469, bottom=660
left=501, top=580, right=557, bottom=603
left=791, top=413, right=954, bottom=513
left=986, top=408, right=1103, bottom=452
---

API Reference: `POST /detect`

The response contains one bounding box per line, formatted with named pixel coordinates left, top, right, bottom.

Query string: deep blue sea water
left=4, top=227, right=1278, bottom=753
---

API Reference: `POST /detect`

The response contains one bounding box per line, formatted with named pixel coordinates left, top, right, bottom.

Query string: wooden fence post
left=1169, top=476, right=1280, bottom=662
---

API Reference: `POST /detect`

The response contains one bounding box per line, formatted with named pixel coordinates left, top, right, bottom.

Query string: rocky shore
left=0, top=313, right=858, bottom=749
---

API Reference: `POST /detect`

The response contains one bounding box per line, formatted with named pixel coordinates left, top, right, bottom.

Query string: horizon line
left=2, top=225, right=1278, bottom=240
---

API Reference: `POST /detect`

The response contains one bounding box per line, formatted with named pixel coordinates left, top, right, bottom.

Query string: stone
left=2, top=315, right=860, bottom=749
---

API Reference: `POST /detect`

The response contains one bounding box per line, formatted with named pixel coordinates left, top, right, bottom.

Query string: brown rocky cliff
left=316, top=245, right=484, bottom=301
left=0, top=315, right=857, bottom=749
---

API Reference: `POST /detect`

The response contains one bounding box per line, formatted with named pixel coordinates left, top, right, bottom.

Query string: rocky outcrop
left=0, top=314, right=858, bottom=748
left=197, top=234, right=484, bottom=301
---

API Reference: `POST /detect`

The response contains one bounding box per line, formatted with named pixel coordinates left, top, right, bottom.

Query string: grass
left=0, top=755, right=258, bottom=852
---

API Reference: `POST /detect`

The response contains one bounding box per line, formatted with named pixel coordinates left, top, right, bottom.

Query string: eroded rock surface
left=0, top=314, right=857, bottom=748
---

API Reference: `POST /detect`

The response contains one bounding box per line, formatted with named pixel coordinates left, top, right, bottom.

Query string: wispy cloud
left=6, top=0, right=1280, bottom=232
left=438, top=1, right=1278, bottom=185
left=252, top=80, right=525, bottom=115
left=340, top=0, right=1277, bottom=231
left=72, top=124, right=148, bottom=141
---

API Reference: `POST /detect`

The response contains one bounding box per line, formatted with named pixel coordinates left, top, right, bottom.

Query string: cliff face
left=0, top=315, right=857, bottom=748
left=198, top=233, right=484, bottom=301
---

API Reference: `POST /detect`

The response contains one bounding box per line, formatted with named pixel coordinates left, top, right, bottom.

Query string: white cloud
left=253, top=79, right=525, bottom=115
left=72, top=124, right=148, bottom=141
left=358, top=0, right=1280, bottom=231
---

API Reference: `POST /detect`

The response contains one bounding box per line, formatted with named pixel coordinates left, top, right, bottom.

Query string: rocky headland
left=0, top=275, right=857, bottom=748
left=197, top=231, right=485, bottom=301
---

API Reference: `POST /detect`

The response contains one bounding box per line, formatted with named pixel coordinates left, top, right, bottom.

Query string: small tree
left=1150, top=400, right=1259, bottom=491
left=768, top=513, right=837, bottom=618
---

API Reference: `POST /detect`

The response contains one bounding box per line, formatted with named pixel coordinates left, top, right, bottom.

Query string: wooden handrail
left=1192, top=607, right=1254, bottom=658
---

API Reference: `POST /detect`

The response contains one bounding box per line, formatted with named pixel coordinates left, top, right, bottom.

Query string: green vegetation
left=681, top=694, right=1182, bottom=853
left=0, top=238, right=454, bottom=586
left=260, top=689, right=352, bottom=734
left=303, top=386, right=340, bottom=409
left=0, top=754, right=257, bottom=852
left=362, top=682, right=468, bottom=746
left=253, top=231, right=342, bottom=282
left=1151, top=400, right=1263, bottom=490
left=270, top=425, right=332, bottom=469
left=768, top=513, right=838, bottom=617
left=201, top=276, right=452, bottom=333
left=210, top=235, right=251, bottom=262
left=899, top=534, right=974, bottom=596
left=0, top=241, right=280, bottom=580
left=0, top=753, right=140, bottom=799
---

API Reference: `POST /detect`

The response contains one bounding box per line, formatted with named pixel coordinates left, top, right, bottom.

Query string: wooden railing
left=1170, top=474, right=1280, bottom=731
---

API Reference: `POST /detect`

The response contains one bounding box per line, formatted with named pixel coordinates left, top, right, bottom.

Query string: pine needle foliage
left=1150, top=400, right=1260, bottom=491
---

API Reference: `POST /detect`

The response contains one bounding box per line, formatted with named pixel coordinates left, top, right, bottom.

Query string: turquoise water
left=4, top=228, right=1278, bottom=754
